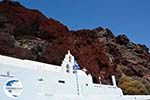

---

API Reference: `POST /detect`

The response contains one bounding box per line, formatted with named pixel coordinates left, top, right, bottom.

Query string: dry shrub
left=118, top=75, right=148, bottom=95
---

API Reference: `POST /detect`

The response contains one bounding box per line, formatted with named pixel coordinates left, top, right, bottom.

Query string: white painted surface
left=0, top=52, right=150, bottom=100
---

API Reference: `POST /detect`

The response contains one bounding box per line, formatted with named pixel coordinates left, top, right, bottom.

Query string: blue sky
left=20, top=0, right=150, bottom=49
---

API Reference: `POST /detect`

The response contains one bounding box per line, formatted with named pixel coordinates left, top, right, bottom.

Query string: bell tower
left=61, top=50, right=75, bottom=74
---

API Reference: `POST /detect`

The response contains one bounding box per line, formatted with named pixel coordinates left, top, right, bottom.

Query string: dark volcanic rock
left=0, top=1, right=150, bottom=95
left=115, top=34, right=129, bottom=45
left=0, top=32, right=15, bottom=47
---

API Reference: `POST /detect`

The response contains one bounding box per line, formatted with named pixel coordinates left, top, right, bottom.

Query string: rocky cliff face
left=0, top=1, right=150, bottom=95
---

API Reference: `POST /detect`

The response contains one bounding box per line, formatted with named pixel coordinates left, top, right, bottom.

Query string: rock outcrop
left=0, top=1, right=150, bottom=95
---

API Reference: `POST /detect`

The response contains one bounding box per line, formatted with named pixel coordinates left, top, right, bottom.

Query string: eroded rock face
left=0, top=1, right=150, bottom=95
left=115, top=35, right=129, bottom=45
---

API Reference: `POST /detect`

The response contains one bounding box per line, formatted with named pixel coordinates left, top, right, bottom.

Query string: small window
left=86, top=83, right=88, bottom=86
left=58, top=80, right=65, bottom=84
left=69, top=56, right=71, bottom=62
left=73, top=70, right=76, bottom=73
left=66, top=64, right=70, bottom=73
left=38, top=78, right=43, bottom=81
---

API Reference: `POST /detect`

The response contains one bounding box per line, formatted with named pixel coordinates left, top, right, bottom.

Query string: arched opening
left=66, top=64, right=70, bottom=73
